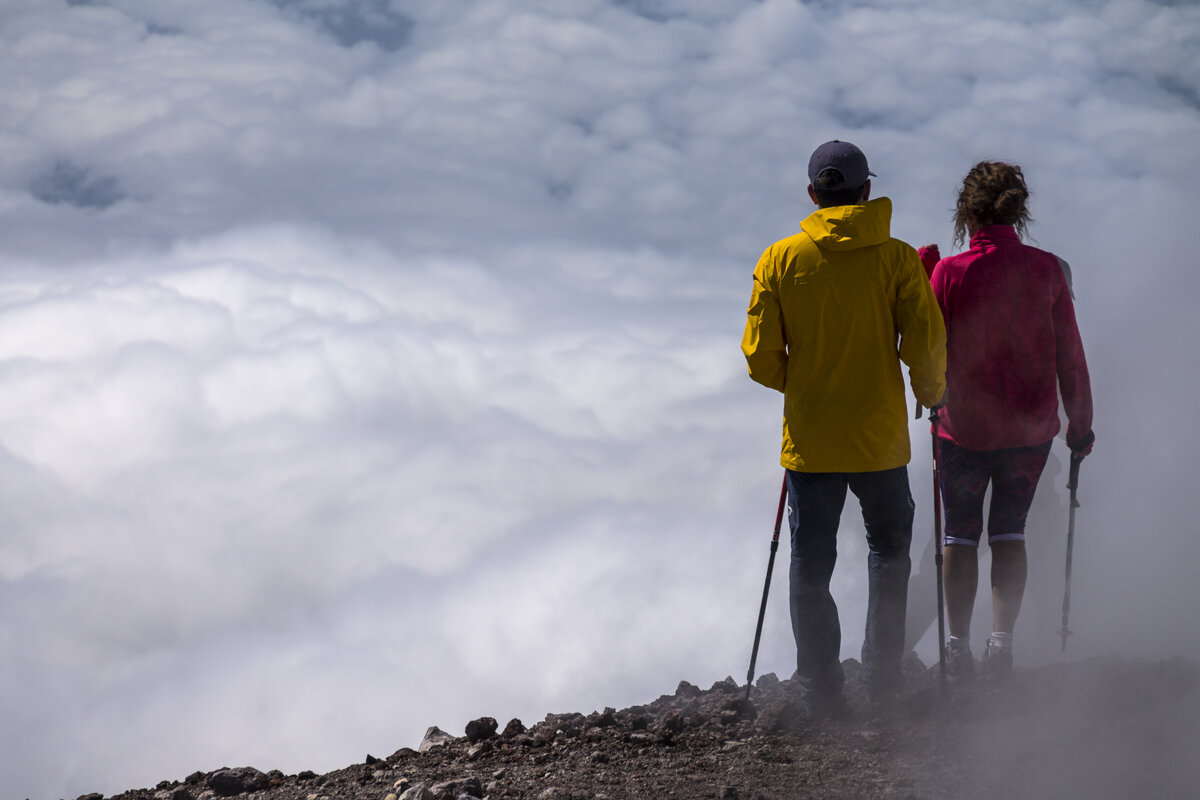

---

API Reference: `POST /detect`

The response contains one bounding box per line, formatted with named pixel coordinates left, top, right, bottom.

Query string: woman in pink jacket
left=923, top=162, right=1094, bottom=681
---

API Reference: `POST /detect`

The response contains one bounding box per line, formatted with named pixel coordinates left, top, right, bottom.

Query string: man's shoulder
left=880, top=236, right=919, bottom=258
left=869, top=237, right=922, bottom=275
left=766, top=229, right=816, bottom=251
left=759, top=229, right=820, bottom=265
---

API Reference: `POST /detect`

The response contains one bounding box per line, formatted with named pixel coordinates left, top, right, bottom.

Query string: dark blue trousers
left=786, top=467, right=914, bottom=702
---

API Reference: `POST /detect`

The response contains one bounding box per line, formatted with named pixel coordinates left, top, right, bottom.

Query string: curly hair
left=953, top=161, right=1032, bottom=247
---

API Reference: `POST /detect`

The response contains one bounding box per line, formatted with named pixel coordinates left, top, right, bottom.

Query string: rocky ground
left=83, top=654, right=1198, bottom=800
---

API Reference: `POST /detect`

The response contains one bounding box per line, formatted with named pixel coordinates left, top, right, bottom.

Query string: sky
left=1, top=0, right=1198, bottom=797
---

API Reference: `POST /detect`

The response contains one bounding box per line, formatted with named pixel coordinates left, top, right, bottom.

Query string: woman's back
left=932, top=224, right=1085, bottom=450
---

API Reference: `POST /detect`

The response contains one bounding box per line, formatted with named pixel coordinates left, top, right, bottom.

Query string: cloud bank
left=1, top=0, right=1198, bottom=797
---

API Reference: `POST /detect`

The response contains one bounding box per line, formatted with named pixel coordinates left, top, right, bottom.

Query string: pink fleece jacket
left=927, top=225, right=1093, bottom=451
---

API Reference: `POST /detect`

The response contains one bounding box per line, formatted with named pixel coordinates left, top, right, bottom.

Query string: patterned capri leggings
left=939, top=438, right=1053, bottom=547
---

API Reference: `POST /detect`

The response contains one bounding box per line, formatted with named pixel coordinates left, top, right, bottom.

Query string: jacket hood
left=800, top=196, right=892, bottom=251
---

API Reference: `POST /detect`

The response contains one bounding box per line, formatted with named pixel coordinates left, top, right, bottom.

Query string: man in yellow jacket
left=742, top=140, right=946, bottom=715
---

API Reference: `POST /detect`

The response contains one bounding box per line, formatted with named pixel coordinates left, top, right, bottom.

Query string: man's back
left=743, top=197, right=945, bottom=472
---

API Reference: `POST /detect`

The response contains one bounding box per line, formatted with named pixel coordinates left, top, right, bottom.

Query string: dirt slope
left=90, top=654, right=1199, bottom=800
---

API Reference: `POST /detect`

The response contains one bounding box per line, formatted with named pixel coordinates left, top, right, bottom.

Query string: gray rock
left=500, top=718, right=526, bottom=738
left=675, top=680, right=702, bottom=698
left=398, top=784, right=434, bottom=800
left=659, top=709, right=687, bottom=732
left=542, top=712, right=585, bottom=736
left=755, top=700, right=804, bottom=734
left=208, top=767, right=270, bottom=797
left=431, top=776, right=482, bottom=798
left=418, top=726, right=455, bottom=753
left=755, top=672, right=780, bottom=688
left=711, top=675, right=741, bottom=694
left=720, top=697, right=758, bottom=725
left=589, top=708, right=617, bottom=728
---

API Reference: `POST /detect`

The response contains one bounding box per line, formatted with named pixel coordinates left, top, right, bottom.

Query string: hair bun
left=994, top=187, right=1028, bottom=218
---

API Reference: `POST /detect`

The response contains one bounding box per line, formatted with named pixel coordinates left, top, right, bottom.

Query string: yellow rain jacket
left=742, top=197, right=946, bottom=472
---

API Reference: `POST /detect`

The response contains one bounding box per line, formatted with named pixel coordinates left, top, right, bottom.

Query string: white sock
left=989, top=631, right=1012, bottom=649
left=949, top=634, right=971, bottom=651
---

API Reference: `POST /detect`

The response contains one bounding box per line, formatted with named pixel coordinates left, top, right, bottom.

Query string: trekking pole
left=930, top=408, right=947, bottom=690
left=1059, top=452, right=1083, bottom=651
left=745, top=475, right=789, bottom=701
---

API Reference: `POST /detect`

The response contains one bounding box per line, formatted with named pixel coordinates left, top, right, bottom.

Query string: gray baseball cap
left=807, top=140, right=876, bottom=189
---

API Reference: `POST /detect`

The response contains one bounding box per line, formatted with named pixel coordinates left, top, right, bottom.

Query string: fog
left=1, top=1, right=1198, bottom=797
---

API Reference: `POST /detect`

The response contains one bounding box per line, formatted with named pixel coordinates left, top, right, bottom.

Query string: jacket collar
left=969, top=224, right=1020, bottom=249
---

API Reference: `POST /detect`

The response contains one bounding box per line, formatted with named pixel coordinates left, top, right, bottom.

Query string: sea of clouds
left=1, top=1, right=1198, bottom=797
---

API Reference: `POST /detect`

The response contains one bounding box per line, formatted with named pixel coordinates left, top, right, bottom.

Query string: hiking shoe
left=944, top=643, right=975, bottom=683
left=803, top=692, right=850, bottom=720
left=982, top=638, right=1013, bottom=681
left=865, top=690, right=899, bottom=721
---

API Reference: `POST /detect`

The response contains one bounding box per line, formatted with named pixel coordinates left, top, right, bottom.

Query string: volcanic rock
left=83, top=654, right=1200, bottom=800
left=417, top=726, right=455, bottom=753
left=500, top=718, right=526, bottom=738
left=464, top=716, right=498, bottom=743
left=397, top=785, right=433, bottom=800
left=208, top=767, right=270, bottom=796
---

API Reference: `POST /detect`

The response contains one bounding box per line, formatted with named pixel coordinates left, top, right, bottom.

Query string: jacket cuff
left=1067, top=429, right=1095, bottom=453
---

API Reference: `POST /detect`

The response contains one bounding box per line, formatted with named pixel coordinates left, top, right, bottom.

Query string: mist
left=1, top=1, right=1198, bottom=797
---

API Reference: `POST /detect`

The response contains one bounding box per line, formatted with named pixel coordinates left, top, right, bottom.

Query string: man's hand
left=915, top=389, right=948, bottom=419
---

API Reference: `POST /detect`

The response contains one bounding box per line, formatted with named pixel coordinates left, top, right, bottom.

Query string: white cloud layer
left=1, top=0, right=1198, bottom=797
